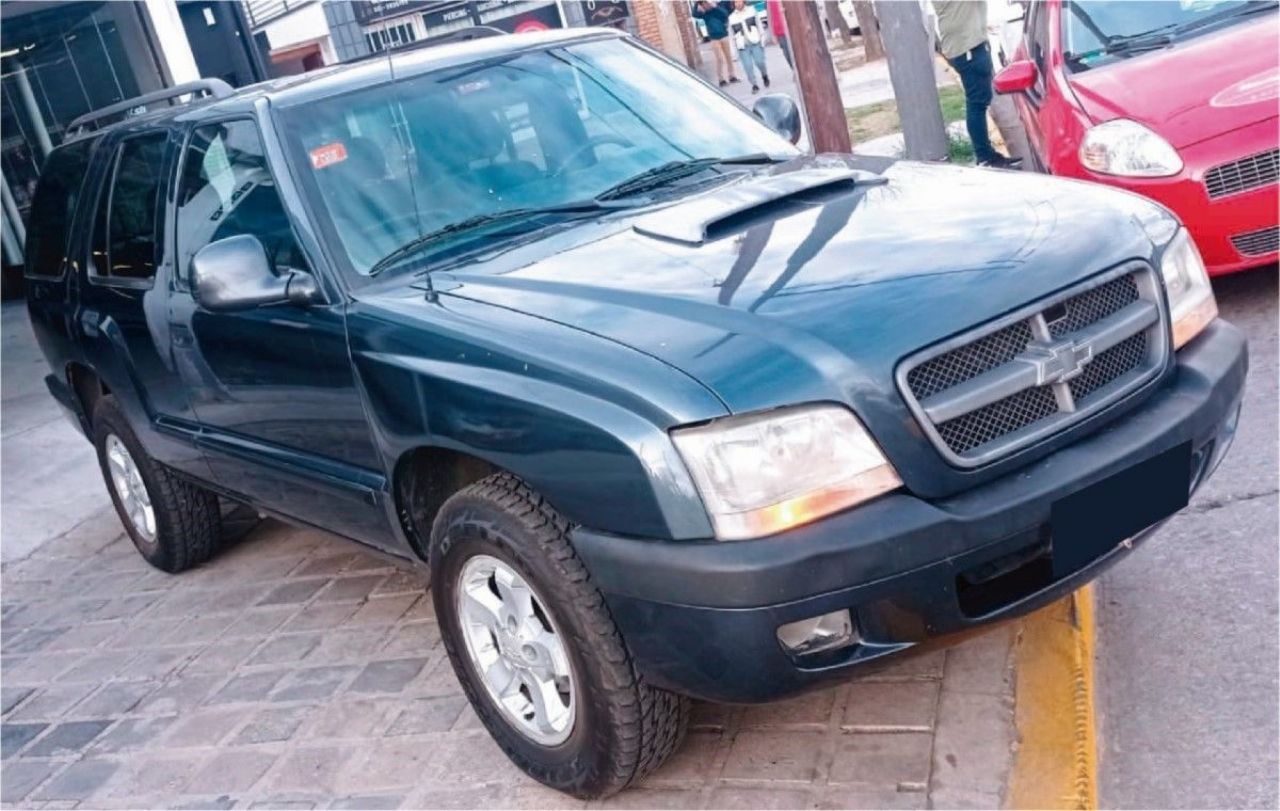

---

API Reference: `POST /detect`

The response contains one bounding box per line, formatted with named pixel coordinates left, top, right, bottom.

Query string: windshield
left=1063, top=0, right=1270, bottom=71
left=281, top=37, right=797, bottom=275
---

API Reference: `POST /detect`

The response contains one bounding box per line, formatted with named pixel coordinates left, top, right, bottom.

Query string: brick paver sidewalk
left=1, top=511, right=1016, bottom=809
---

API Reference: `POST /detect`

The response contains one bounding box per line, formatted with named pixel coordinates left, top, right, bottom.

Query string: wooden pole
left=783, top=0, right=851, bottom=154
left=874, top=0, right=947, bottom=161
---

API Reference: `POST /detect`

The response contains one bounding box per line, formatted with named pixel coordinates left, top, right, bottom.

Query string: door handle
left=172, top=324, right=194, bottom=348
left=79, top=309, right=101, bottom=338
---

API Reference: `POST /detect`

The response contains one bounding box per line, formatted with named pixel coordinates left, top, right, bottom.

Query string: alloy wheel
left=456, top=554, right=576, bottom=745
left=105, top=434, right=156, bottom=542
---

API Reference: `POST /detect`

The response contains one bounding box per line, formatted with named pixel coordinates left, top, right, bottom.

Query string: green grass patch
left=947, top=133, right=975, bottom=165
left=845, top=84, right=967, bottom=144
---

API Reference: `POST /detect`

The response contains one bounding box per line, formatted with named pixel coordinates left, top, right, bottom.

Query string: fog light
left=776, top=609, right=857, bottom=656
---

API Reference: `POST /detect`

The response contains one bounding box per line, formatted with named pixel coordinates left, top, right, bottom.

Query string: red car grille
left=1204, top=148, right=1279, bottom=200
left=1231, top=225, right=1279, bottom=257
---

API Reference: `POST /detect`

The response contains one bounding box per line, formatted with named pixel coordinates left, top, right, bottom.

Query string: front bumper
left=573, top=320, right=1248, bottom=703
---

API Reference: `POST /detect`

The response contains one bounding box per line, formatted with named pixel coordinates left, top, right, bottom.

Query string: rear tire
left=92, top=395, right=221, bottom=573
left=432, top=473, right=688, bottom=799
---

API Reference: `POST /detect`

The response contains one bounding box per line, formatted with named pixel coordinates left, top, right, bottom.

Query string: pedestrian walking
left=693, top=0, right=740, bottom=87
left=765, top=0, right=793, bottom=70
left=933, top=0, right=1021, bottom=168
left=729, top=0, right=770, bottom=93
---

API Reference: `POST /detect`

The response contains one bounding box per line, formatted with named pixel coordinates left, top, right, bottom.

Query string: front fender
left=348, top=291, right=727, bottom=540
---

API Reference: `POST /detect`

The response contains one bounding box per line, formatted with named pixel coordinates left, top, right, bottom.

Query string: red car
left=995, top=0, right=1278, bottom=276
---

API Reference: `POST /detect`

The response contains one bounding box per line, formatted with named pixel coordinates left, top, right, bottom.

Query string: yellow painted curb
left=1007, top=585, right=1098, bottom=810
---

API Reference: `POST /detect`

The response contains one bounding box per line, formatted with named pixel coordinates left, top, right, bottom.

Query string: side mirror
left=752, top=94, right=803, bottom=145
left=994, top=60, right=1038, bottom=94
left=192, top=234, right=320, bottom=312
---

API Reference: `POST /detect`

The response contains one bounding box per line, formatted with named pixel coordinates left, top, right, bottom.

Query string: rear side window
left=25, top=141, right=94, bottom=279
left=175, top=120, right=306, bottom=287
left=90, top=133, right=168, bottom=281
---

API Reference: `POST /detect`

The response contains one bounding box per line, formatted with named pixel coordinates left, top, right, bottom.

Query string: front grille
left=899, top=265, right=1167, bottom=466
left=1204, top=148, right=1279, bottom=200
left=1230, top=225, right=1279, bottom=257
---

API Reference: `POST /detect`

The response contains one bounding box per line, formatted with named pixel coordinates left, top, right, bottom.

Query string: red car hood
left=1067, top=16, right=1279, bottom=148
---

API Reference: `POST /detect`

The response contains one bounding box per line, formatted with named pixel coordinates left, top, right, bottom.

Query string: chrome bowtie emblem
left=1022, top=338, right=1094, bottom=385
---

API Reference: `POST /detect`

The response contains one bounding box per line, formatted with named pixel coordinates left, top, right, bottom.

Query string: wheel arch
left=66, top=361, right=111, bottom=432
left=392, top=445, right=503, bottom=562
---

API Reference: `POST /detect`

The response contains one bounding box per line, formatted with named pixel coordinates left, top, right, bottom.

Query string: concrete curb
left=1007, top=586, right=1099, bottom=810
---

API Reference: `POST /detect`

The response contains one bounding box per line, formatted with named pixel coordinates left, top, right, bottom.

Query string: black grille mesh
left=906, top=320, right=1034, bottom=401
left=1048, top=275, right=1140, bottom=337
left=1205, top=148, right=1279, bottom=200
left=1069, top=332, right=1148, bottom=403
left=1230, top=225, right=1279, bottom=257
left=936, top=385, right=1059, bottom=454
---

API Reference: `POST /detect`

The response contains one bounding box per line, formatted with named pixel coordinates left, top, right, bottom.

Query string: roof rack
left=348, top=25, right=507, bottom=65
left=67, top=79, right=235, bottom=136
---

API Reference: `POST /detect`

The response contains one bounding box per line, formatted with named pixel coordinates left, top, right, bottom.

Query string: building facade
left=0, top=0, right=264, bottom=292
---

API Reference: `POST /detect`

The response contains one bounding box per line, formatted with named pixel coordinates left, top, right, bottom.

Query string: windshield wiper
left=595, top=153, right=780, bottom=201
left=368, top=200, right=621, bottom=276
left=1067, top=27, right=1176, bottom=63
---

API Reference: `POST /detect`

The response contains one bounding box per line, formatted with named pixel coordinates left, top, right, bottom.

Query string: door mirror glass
left=192, top=234, right=319, bottom=312
left=994, top=60, right=1038, bottom=94
left=752, top=94, right=803, bottom=145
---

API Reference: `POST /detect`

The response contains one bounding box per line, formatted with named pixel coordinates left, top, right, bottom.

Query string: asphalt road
left=1097, top=267, right=1279, bottom=809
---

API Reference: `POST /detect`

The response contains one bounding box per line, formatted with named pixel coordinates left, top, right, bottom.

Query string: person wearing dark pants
left=934, top=1, right=1020, bottom=168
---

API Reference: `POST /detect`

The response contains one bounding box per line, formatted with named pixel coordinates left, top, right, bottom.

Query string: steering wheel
left=548, top=134, right=635, bottom=179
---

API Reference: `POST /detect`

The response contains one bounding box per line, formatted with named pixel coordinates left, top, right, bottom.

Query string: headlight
left=1161, top=228, right=1217, bottom=349
left=671, top=404, right=901, bottom=541
left=1080, top=119, right=1183, bottom=177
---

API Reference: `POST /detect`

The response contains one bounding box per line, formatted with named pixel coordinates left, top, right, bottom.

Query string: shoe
left=978, top=154, right=1023, bottom=169
left=719, top=79, right=728, bottom=87
left=751, top=85, right=760, bottom=93
left=763, top=75, right=771, bottom=87
left=729, top=76, right=741, bottom=83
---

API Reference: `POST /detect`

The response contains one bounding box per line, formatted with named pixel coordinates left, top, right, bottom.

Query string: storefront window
left=1, top=1, right=163, bottom=217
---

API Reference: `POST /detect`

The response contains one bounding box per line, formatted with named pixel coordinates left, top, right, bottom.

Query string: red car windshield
left=1063, top=0, right=1275, bottom=72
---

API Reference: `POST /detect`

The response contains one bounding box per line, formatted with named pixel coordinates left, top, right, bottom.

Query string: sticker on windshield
left=457, top=79, right=491, bottom=95
left=309, top=142, right=348, bottom=170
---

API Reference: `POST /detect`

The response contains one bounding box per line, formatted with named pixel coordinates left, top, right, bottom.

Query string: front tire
left=431, top=474, right=688, bottom=799
left=92, top=395, right=221, bottom=573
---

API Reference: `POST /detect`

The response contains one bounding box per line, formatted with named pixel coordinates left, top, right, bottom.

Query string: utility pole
left=874, top=0, right=947, bottom=160
left=783, top=0, right=851, bottom=154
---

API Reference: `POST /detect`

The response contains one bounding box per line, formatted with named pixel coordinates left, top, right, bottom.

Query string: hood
left=1067, top=16, right=1279, bottom=147
left=424, top=156, right=1160, bottom=424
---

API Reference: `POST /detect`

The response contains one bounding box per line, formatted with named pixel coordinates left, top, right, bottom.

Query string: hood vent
left=632, top=167, right=881, bottom=246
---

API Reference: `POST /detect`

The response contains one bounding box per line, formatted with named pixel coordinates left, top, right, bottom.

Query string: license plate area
left=1050, top=442, right=1191, bottom=578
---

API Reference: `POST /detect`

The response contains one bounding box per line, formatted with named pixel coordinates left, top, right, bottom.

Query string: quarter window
left=25, top=140, right=94, bottom=279
left=90, top=133, right=167, bottom=280
left=175, top=120, right=305, bottom=287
